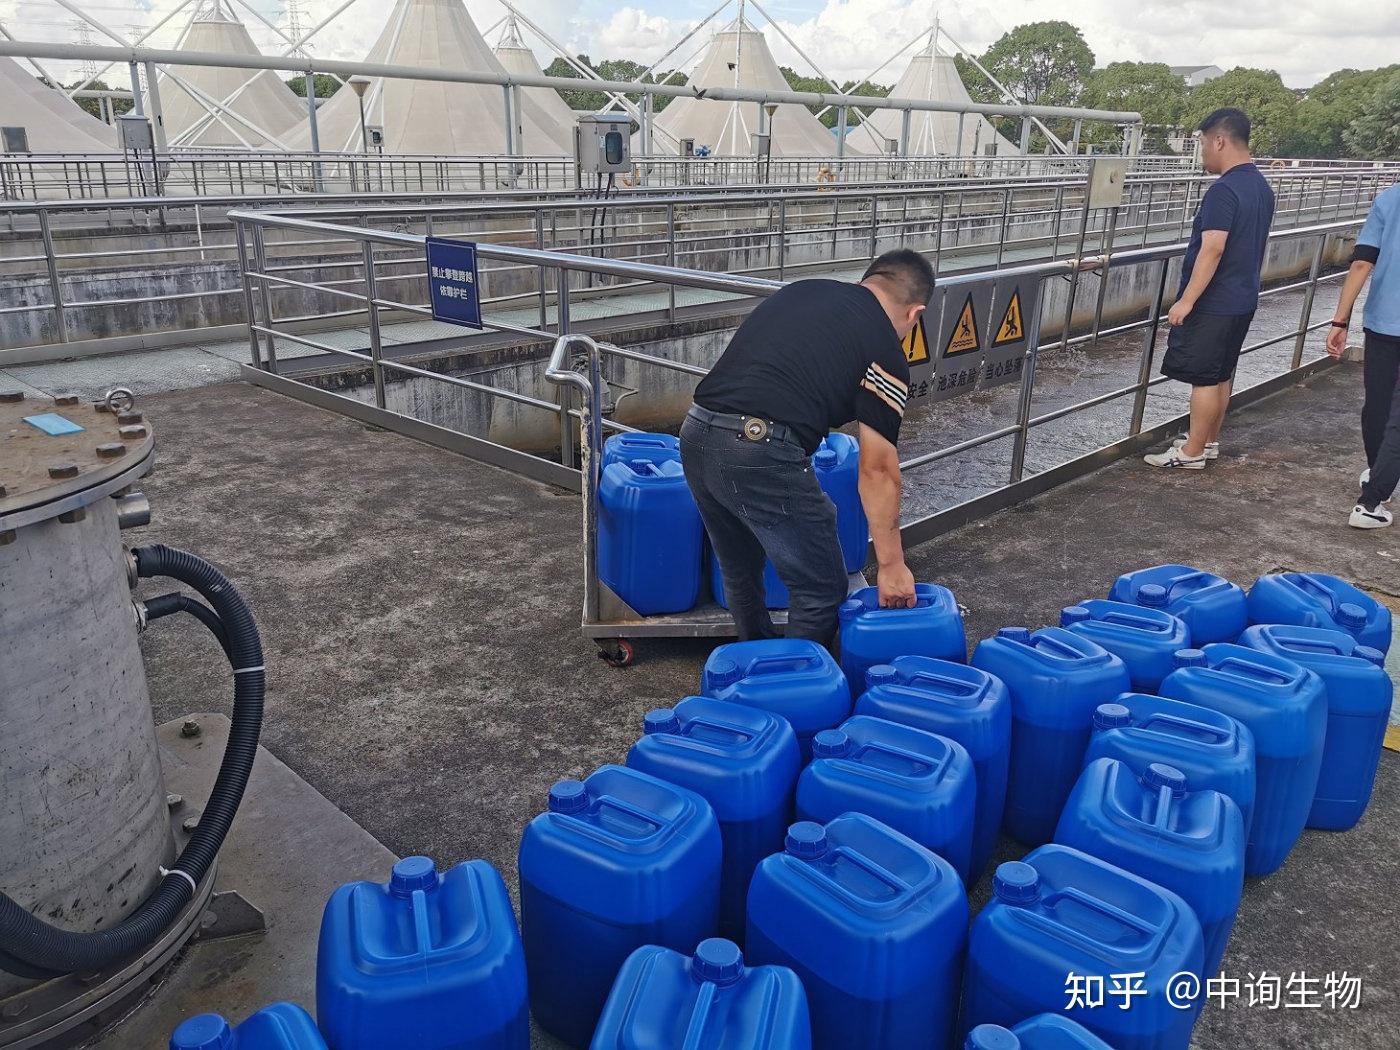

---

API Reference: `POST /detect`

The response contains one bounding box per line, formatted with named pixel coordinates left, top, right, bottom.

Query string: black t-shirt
left=693, top=279, right=910, bottom=454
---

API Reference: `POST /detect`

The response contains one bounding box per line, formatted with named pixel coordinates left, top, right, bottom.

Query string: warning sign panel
left=992, top=289, right=1025, bottom=347
left=902, top=318, right=930, bottom=364
left=944, top=294, right=981, bottom=356
left=978, top=278, right=1042, bottom=393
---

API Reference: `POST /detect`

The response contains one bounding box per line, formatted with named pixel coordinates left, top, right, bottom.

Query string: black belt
left=687, top=404, right=800, bottom=446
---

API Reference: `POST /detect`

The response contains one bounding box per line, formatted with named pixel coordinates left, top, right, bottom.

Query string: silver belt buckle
left=742, top=417, right=770, bottom=442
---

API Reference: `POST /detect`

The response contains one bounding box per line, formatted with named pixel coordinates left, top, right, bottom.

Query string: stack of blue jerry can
left=702, top=639, right=851, bottom=761
left=518, top=766, right=721, bottom=1046
left=626, top=697, right=800, bottom=942
left=316, top=857, right=528, bottom=1050
left=591, top=939, right=811, bottom=1049
left=970, top=627, right=1130, bottom=846
left=838, top=583, right=966, bottom=694
left=1060, top=599, right=1190, bottom=692
left=1246, top=572, right=1392, bottom=652
left=1238, top=624, right=1393, bottom=830
left=1159, top=645, right=1326, bottom=875
left=1109, top=565, right=1248, bottom=644
left=747, top=816, right=968, bottom=1050
left=1084, top=695, right=1256, bottom=837
left=1056, top=758, right=1246, bottom=977
left=170, top=1005, right=327, bottom=1050
left=855, top=657, right=1011, bottom=880
left=962, top=845, right=1204, bottom=1050
left=796, top=717, right=976, bottom=883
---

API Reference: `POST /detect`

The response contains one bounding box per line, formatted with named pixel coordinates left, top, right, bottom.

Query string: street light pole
left=348, top=75, right=371, bottom=193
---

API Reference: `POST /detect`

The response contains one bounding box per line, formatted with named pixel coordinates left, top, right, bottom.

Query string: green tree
left=779, top=67, right=890, bottom=128
left=1283, top=66, right=1400, bottom=158
left=285, top=73, right=342, bottom=99
left=1081, top=62, right=1188, bottom=150
left=543, top=56, right=681, bottom=113
left=1343, top=71, right=1400, bottom=160
left=1182, top=67, right=1297, bottom=156
left=62, top=78, right=135, bottom=120
left=978, top=21, right=1095, bottom=108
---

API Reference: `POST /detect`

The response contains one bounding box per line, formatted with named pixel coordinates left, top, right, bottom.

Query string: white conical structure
left=156, top=1, right=306, bottom=149
left=651, top=19, right=848, bottom=157
left=285, top=0, right=570, bottom=155
left=0, top=57, right=117, bottom=151
left=492, top=17, right=576, bottom=133
left=846, top=44, right=1019, bottom=157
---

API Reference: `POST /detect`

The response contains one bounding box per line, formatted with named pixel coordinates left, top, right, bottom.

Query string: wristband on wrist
left=1330, top=320, right=1349, bottom=328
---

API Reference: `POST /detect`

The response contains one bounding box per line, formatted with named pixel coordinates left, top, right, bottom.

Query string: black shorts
left=1161, top=310, right=1256, bottom=387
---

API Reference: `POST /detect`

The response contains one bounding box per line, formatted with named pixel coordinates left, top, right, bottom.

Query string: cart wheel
left=597, top=639, right=636, bottom=668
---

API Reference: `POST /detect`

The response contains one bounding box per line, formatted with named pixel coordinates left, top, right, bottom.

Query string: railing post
left=1008, top=280, right=1047, bottom=483
left=37, top=207, right=66, bottom=343
left=1129, top=257, right=1171, bottom=435
left=234, top=221, right=262, bottom=369
left=995, top=188, right=1011, bottom=268
left=252, top=224, right=278, bottom=372
left=555, top=268, right=577, bottom=467
left=1059, top=181, right=1094, bottom=353
left=535, top=209, right=548, bottom=330
left=1291, top=235, right=1326, bottom=370
left=361, top=241, right=387, bottom=408
left=869, top=194, right=879, bottom=258
left=667, top=203, right=678, bottom=321
left=1088, top=205, right=1122, bottom=348
left=777, top=198, right=787, bottom=280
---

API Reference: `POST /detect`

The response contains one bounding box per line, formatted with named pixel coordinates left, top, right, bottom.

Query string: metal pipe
left=1129, top=257, right=1170, bottom=434
left=1291, top=235, right=1326, bottom=369
left=304, top=70, right=323, bottom=193
left=361, top=241, right=386, bottom=407
left=37, top=207, right=66, bottom=341
left=0, top=39, right=1146, bottom=125
left=1007, top=280, right=1047, bottom=483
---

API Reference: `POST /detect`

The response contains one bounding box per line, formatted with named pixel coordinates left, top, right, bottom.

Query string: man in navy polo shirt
left=1327, top=182, right=1400, bottom=529
left=1146, top=108, right=1275, bottom=470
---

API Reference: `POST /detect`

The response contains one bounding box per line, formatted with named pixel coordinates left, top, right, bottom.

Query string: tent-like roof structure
left=846, top=45, right=1019, bottom=157
left=650, top=19, right=847, bottom=157
left=155, top=1, right=306, bottom=149
left=492, top=16, right=576, bottom=133
left=286, top=0, right=570, bottom=156
left=0, top=57, right=117, bottom=152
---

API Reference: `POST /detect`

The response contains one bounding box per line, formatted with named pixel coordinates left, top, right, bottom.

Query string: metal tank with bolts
left=0, top=388, right=170, bottom=1001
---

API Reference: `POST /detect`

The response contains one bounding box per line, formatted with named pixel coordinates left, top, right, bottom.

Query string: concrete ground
left=124, top=363, right=1397, bottom=1050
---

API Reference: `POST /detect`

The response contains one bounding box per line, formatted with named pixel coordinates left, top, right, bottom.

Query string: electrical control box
left=1, top=126, right=30, bottom=154
left=117, top=114, right=155, bottom=152
left=576, top=113, right=632, bottom=174
left=365, top=124, right=385, bottom=149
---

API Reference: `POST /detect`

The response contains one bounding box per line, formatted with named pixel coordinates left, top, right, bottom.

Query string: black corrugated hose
left=0, top=544, right=263, bottom=978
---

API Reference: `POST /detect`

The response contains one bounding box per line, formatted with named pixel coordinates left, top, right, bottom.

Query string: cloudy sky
left=2, top=0, right=1395, bottom=89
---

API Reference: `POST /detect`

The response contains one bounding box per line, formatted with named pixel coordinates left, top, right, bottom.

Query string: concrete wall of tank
left=322, top=230, right=1352, bottom=457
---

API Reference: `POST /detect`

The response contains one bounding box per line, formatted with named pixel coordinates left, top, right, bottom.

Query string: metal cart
left=546, top=333, right=865, bottom=666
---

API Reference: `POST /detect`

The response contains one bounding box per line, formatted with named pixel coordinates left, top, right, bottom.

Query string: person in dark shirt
left=681, top=249, right=932, bottom=645
left=1146, top=108, right=1276, bottom=470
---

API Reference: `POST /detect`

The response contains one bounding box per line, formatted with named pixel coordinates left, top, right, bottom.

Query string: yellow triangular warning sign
left=902, top=318, right=930, bottom=364
left=993, top=289, right=1024, bottom=347
left=945, top=294, right=980, bottom=356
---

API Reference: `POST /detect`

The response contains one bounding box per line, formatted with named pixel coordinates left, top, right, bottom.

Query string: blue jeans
left=680, top=408, right=848, bottom=646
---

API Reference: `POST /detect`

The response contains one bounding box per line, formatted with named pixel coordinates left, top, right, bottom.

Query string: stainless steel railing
left=231, top=199, right=1364, bottom=544
left=5, top=165, right=1391, bottom=361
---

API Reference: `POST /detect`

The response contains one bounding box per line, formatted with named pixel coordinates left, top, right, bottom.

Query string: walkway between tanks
left=125, top=359, right=1398, bottom=1049
left=1, top=218, right=1202, bottom=397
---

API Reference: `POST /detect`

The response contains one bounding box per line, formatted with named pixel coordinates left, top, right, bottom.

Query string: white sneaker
left=1145, top=445, right=1208, bottom=469
left=1360, top=468, right=1394, bottom=505
left=1173, top=436, right=1220, bottom=460
left=1350, top=503, right=1394, bottom=529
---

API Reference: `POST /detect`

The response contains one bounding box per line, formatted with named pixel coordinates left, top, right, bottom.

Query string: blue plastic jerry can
left=1109, top=565, right=1247, bottom=644
left=170, top=1004, right=327, bottom=1050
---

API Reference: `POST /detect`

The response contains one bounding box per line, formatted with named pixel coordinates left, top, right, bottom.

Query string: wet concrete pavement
left=129, top=360, right=1397, bottom=1049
